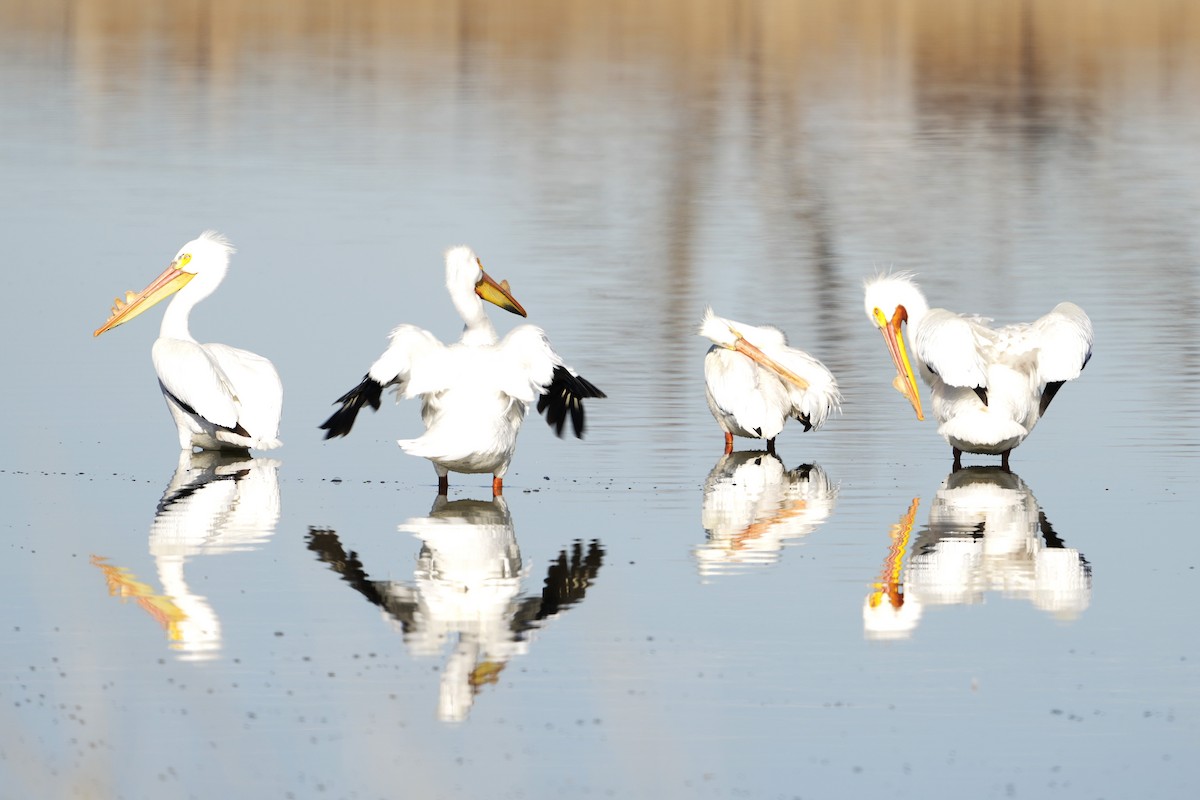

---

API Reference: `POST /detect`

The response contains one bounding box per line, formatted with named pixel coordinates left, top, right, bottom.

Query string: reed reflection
left=93, top=452, right=282, bottom=660
left=306, top=496, right=604, bottom=723
left=864, top=468, right=1091, bottom=640
left=696, top=452, right=837, bottom=579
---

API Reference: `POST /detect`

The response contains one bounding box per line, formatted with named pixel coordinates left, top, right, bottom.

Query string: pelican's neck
left=450, top=283, right=498, bottom=346
left=904, top=301, right=929, bottom=341
left=159, top=274, right=217, bottom=342
left=159, top=292, right=198, bottom=341
left=892, top=283, right=930, bottom=345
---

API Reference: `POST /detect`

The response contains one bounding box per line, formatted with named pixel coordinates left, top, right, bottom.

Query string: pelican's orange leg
left=724, top=432, right=734, bottom=455
left=492, top=476, right=504, bottom=496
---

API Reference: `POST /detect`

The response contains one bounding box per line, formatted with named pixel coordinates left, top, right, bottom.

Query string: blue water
left=1, top=3, right=1197, bottom=798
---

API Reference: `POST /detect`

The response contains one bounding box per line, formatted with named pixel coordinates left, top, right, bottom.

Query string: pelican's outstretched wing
left=538, top=366, right=606, bottom=437
left=320, top=325, right=445, bottom=439
left=499, top=325, right=606, bottom=438
left=1032, top=302, right=1093, bottom=416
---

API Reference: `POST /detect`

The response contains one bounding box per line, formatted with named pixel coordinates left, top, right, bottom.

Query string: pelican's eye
left=177, top=253, right=193, bottom=270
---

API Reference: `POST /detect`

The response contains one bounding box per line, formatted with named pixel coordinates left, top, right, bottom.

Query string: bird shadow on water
left=863, top=467, right=1093, bottom=640
left=91, top=451, right=282, bottom=661
left=694, top=451, right=839, bottom=580
left=306, top=495, right=604, bottom=723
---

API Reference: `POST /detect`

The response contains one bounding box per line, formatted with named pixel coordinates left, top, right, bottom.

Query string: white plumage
left=863, top=273, right=1092, bottom=468
left=698, top=307, right=840, bottom=454
left=321, top=246, right=604, bottom=495
left=94, top=231, right=283, bottom=452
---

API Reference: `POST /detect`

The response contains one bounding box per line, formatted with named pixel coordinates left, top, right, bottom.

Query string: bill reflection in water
left=864, top=468, right=1092, bottom=640
left=307, top=495, right=604, bottom=722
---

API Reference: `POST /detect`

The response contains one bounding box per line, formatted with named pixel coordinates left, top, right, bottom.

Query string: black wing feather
left=319, top=375, right=384, bottom=439
left=1038, top=380, right=1065, bottom=417
left=510, top=540, right=605, bottom=637
left=536, top=366, right=606, bottom=438
left=160, top=380, right=250, bottom=438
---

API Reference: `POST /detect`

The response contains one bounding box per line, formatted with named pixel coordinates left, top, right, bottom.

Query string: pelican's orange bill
left=734, top=338, right=810, bottom=391
left=874, top=306, right=923, bottom=420
left=475, top=268, right=527, bottom=317
left=94, top=261, right=195, bottom=336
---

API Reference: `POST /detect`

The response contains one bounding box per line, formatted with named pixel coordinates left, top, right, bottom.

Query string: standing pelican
left=94, top=231, right=283, bottom=452
left=320, top=246, right=605, bottom=495
left=864, top=273, right=1092, bottom=469
left=698, top=307, right=840, bottom=454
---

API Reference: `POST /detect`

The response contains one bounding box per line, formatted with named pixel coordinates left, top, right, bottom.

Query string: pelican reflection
left=696, top=451, right=837, bottom=578
left=864, top=468, right=1091, bottom=640
left=306, top=496, right=604, bottom=723
left=93, top=452, right=281, bottom=660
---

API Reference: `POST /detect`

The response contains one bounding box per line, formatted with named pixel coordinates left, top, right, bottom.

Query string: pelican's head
left=698, top=306, right=740, bottom=348
left=94, top=231, right=234, bottom=337
left=863, top=272, right=926, bottom=420
left=698, top=307, right=809, bottom=390
left=444, top=246, right=527, bottom=318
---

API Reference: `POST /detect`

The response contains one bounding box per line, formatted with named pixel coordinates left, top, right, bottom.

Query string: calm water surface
left=1, top=2, right=1198, bottom=798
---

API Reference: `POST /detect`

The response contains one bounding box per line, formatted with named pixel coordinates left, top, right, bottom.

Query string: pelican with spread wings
left=320, top=246, right=605, bottom=494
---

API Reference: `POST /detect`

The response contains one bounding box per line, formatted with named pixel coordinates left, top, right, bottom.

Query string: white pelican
left=864, top=273, right=1093, bottom=470
left=698, top=307, right=841, bottom=455
left=93, top=231, right=283, bottom=452
left=320, top=246, right=605, bottom=495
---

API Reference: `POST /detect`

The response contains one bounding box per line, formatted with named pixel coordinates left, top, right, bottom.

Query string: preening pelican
left=698, top=307, right=840, bottom=454
left=94, top=231, right=283, bottom=452
left=320, top=246, right=605, bottom=495
left=864, top=273, right=1092, bottom=469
